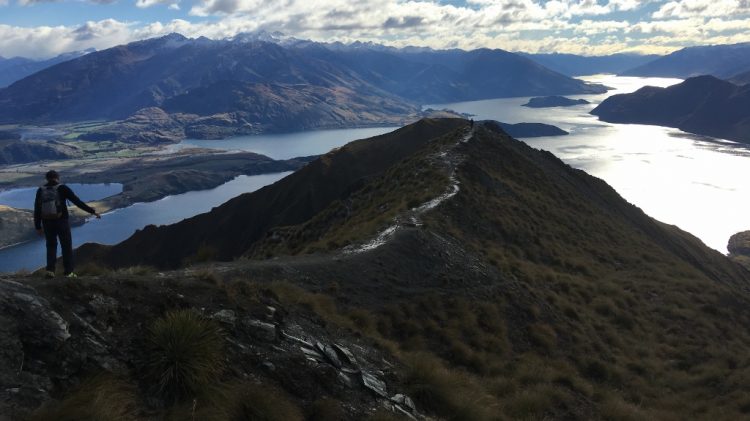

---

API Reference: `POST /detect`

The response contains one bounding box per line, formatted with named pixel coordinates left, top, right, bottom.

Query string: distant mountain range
left=524, top=53, right=660, bottom=76
left=622, top=43, right=750, bottom=79
left=591, top=75, right=750, bottom=144
left=0, top=50, right=93, bottom=88
left=0, top=33, right=605, bottom=134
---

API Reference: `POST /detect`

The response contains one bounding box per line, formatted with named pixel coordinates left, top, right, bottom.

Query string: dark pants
left=42, top=219, right=73, bottom=274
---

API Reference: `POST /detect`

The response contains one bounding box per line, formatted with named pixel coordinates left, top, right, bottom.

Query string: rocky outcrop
left=729, top=231, right=750, bottom=256
left=0, top=274, right=422, bottom=420
left=0, top=280, right=71, bottom=417
left=728, top=231, right=750, bottom=270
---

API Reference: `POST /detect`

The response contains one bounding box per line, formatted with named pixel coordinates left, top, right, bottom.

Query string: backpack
left=40, top=185, right=62, bottom=219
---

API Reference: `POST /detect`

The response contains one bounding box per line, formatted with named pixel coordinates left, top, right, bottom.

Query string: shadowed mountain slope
left=591, top=75, right=750, bottom=144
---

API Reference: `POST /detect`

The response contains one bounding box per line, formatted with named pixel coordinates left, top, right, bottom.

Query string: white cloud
left=653, top=0, right=750, bottom=18
left=0, top=19, right=133, bottom=58
left=136, top=0, right=180, bottom=9
left=1, top=0, right=750, bottom=60
left=574, top=19, right=630, bottom=36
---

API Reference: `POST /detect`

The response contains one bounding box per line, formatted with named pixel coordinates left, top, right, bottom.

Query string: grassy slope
left=67, top=119, right=750, bottom=420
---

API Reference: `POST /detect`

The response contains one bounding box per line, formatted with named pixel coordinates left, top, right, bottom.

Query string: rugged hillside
left=0, top=34, right=604, bottom=131
left=524, top=52, right=660, bottom=76
left=591, top=75, right=750, bottom=143
left=61, top=118, right=750, bottom=420
left=622, top=43, right=750, bottom=78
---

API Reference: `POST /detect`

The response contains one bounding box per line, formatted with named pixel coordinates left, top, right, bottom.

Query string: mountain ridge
left=0, top=34, right=605, bottom=132
left=622, top=42, right=750, bottom=78
left=591, top=75, right=750, bottom=144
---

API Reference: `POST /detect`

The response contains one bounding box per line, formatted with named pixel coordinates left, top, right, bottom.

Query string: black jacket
left=34, top=182, right=96, bottom=229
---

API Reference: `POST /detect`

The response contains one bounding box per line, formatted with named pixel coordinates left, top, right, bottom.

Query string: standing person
left=34, top=170, right=101, bottom=278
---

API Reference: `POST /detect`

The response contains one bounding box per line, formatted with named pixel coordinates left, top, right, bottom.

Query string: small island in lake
left=522, top=96, right=590, bottom=108
left=490, top=121, right=568, bottom=137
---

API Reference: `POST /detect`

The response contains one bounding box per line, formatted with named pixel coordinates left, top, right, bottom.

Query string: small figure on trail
left=470, top=118, right=474, bottom=128
left=34, top=170, right=101, bottom=279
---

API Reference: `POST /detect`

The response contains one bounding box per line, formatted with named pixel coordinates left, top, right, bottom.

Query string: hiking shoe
left=45, top=271, right=55, bottom=279
left=65, top=272, right=78, bottom=279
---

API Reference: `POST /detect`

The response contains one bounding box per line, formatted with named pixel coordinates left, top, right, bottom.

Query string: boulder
left=728, top=231, right=750, bottom=257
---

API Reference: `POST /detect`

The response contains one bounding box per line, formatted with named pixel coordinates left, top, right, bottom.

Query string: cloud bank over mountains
left=0, top=0, right=748, bottom=58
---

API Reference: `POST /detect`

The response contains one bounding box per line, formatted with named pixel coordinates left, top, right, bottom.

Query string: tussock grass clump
left=30, top=375, right=138, bottom=421
left=145, top=309, right=225, bottom=402
left=403, top=353, right=496, bottom=421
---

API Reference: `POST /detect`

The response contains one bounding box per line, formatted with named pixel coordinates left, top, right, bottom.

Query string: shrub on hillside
left=403, top=353, right=494, bottom=421
left=144, top=309, right=224, bottom=402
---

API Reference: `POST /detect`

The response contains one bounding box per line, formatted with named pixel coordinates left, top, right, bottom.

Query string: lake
left=0, top=173, right=288, bottom=272
left=0, top=183, right=123, bottom=210
left=1, top=75, right=748, bottom=272
left=180, top=126, right=399, bottom=159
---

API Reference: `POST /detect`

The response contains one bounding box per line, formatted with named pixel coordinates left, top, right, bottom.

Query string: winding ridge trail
left=347, top=126, right=475, bottom=253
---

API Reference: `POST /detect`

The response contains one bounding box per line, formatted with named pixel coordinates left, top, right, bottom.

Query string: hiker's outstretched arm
left=62, top=186, right=96, bottom=214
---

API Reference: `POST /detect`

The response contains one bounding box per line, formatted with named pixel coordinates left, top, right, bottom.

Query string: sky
left=0, top=0, right=749, bottom=59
